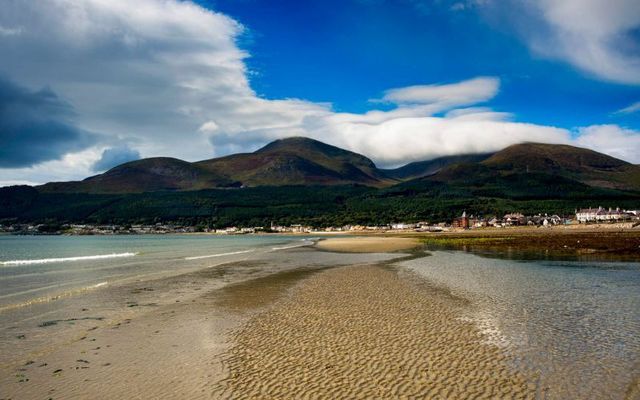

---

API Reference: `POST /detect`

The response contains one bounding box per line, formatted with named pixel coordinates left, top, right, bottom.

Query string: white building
left=503, top=213, right=525, bottom=226
left=575, top=207, right=632, bottom=223
left=390, top=223, right=416, bottom=230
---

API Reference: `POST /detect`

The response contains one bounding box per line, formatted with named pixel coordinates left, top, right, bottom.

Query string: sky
left=0, top=0, right=639, bottom=186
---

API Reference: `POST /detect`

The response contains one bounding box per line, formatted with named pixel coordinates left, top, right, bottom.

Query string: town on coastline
left=2, top=206, right=638, bottom=235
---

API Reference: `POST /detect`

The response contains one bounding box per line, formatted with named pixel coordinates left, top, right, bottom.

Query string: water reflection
left=424, top=242, right=640, bottom=263
left=404, top=251, right=640, bottom=399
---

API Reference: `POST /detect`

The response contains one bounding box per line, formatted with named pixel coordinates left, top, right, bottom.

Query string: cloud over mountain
left=0, top=0, right=638, bottom=185
left=92, top=145, right=141, bottom=172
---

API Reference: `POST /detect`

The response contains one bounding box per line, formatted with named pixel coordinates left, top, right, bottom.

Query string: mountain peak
left=256, top=137, right=356, bottom=158
left=256, top=136, right=324, bottom=150
left=483, top=142, right=629, bottom=172
left=33, top=139, right=640, bottom=194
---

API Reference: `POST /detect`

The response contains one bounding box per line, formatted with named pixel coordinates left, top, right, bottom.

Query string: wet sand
left=2, top=299, right=233, bottom=399
left=2, top=242, right=538, bottom=399
left=220, top=264, right=536, bottom=399
left=315, top=236, right=420, bottom=253
left=0, top=263, right=251, bottom=399
left=0, top=249, right=398, bottom=399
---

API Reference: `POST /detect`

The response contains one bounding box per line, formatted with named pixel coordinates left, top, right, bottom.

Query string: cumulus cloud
left=0, top=0, right=636, bottom=185
left=92, top=145, right=141, bottom=172
left=0, top=0, right=250, bottom=161
left=198, top=121, right=220, bottom=134
left=0, top=77, right=97, bottom=168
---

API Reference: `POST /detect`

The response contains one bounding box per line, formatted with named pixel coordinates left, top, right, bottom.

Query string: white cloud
left=198, top=121, right=220, bottom=134
left=0, top=25, right=22, bottom=36
left=0, top=0, right=250, bottom=159
left=444, top=107, right=512, bottom=121
left=614, top=101, right=640, bottom=115
left=0, top=0, right=636, bottom=186
left=0, top=180, right=40, bottom=187
left=402, top=0, right=639, bottom=84
left=574, top=125, right=640, bottom=163
left=513, top=0, right=640, bottom=84
left=0, top=148, right=104, bottom=186
left=381, top=77, right=499, bottom=108
left=301, top=111, right=570, bottom=166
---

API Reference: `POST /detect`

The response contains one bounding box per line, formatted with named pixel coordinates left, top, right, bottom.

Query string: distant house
left=452, top=211, right=470, bottom=229
left=472, top=219, right=487, bottom=228
left=503, top=213, right=525, bottom=226
left=487, top=217, right=501, bottom=227
left=576, top=207, right=632, bottom=223
left=549, top=215, right=563, bottom=225
left=391, top=223, right=416, bottom=230
left=627, top=210, right=640, bottom=220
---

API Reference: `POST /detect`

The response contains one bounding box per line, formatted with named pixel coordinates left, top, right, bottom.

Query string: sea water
left=0, top=234, right=315, bottom=310
left=0, top=234, right=398, bottom=368
left=404, top=251, right=640, bottom=399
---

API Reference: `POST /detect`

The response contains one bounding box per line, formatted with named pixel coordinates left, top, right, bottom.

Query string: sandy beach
left=0, top=262, right=247, bottom=399
left=219, top=264, right=535, bottom=399
left=4, top=235, right=637, bottom=399
left=0, top=240, right=401, bottom=399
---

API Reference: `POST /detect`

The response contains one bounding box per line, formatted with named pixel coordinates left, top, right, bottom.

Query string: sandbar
left=315, top=236, right=420, bottom=253
left=220, top=264, right=535, bottom=398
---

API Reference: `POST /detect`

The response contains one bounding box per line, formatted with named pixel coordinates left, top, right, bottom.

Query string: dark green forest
left=2, top=177, right=639, bottom=228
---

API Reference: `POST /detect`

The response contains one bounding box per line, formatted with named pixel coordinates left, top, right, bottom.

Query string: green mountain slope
left=377, top=143, right=640, bottom=208
left=383, top=153, right=492, bottom=180
left=38, top=137, right=396, bottom=193
left=39, top=157, right=235, bottom=194
left=480, top=143, right=640, bottom=191
left=196, top=137, right=395, bottom=187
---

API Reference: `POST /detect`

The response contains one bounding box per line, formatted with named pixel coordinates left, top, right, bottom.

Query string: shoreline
left=0, top=262, right=332, bottom=399
left=2, top=236, right=636, bottom=398
left=311, top=229, right=640, bottom=260
left=4, top=221, right=640, bottom=237
left=0, top=242, right=398, bottom=399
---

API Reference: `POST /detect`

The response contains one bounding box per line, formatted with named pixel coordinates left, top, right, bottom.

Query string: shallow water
left=0, top=234, right=311, bottom=310
left=3, top=235, right=639, bottom=399
left=403, top=251, right=640, bottom=399
left=0, top=235, right=397, bottom=370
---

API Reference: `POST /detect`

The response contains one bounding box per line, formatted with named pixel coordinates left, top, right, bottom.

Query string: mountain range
left=3, top=137, right=640, bottom=227
left=37, top=137, right=640, bottom=194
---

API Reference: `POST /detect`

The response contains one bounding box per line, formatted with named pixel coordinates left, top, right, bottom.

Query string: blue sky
left=0, top=0, right=639, bottom=185
left=207, top=0, right=639, bottom=128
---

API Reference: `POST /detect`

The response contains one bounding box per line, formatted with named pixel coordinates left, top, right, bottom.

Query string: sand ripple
left=220, top=265, right=536, bottom=399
